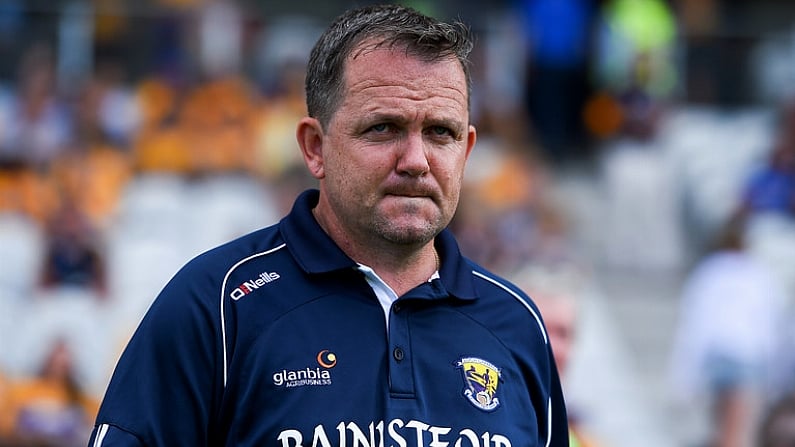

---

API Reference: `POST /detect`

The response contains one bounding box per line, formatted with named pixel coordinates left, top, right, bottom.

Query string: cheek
left=438, top=148, right=468, bottom=174
left=435, top=160, right=467, bottom=196
left=327, top=148, right=388, bottom=191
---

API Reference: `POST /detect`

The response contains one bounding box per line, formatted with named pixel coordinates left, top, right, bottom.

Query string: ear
left=465, top=124, right=477, bottom=160
left=296, top=117, right=326, bottom=179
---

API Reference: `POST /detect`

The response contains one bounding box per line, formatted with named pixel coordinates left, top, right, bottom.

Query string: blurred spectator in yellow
left=132, top=73, right=261, bottom=177
left=253, top=60, right=308, bottom=181
left=180, top=75, right=257, bottom=175
left=0, top=369, right=10, bottom=447
left=669, top=215, right=789, bottom=447
left=53, top=69, right=135, bottom=228
left=0, top=368, right=9, bottom=414
left=50, top=142, right=132, bottom=230
left=0, top=338, right=98, bottom=447
left=0, top=160, right=57, bottom=223
left=135, top=76, right=178, bottom=135
left=131, top=76, right=192, bottom=174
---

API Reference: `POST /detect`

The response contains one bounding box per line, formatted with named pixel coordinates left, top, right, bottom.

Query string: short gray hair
left=305, top=4, right=474, bottom=129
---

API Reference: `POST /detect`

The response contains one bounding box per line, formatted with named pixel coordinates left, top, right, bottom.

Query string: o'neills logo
left=273, top=350, right=337, bottom=388
left=230, top=271, right=280, bottom=300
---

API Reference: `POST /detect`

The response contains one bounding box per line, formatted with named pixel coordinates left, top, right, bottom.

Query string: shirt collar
left=280, top=189, right=477, bottom=300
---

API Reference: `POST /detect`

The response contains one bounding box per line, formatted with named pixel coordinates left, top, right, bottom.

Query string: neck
left=363, top=245, right=438, bottom=297
left=311, top=207, right=439, bottom=295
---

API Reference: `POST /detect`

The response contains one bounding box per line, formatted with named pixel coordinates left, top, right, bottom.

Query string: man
left=511, top=263, right=601, bottom=447
left=88, top=5, right=568, bottom=446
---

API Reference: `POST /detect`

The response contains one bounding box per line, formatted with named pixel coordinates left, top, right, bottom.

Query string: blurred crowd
left=0, top=0, right=794, bottom=446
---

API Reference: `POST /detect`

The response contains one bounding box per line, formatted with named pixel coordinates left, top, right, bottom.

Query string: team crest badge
left=456, top=357, right=502, bottom=411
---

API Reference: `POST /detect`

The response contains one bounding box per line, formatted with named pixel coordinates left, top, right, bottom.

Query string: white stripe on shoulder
left=472, top=270, right=548, bottom=344
left=93, top=423, right=109, bottom=447
left=220, top=243, right=287, bottom=386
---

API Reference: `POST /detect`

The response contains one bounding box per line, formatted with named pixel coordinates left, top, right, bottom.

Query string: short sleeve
left=88, top=423, right=146, bottom=447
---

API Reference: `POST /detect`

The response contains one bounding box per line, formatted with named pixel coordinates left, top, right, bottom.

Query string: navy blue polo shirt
left=89, top=189, right=568, bottom=447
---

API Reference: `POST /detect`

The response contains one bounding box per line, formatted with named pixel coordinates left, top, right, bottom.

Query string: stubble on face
left=317, top=44, right=473, bottom=252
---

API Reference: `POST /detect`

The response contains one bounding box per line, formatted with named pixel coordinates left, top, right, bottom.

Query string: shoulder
left=180, top=224, right=284, bottom=279
left=469, top=262, right=539, bottom=309
left=152, top=223, right=288, bottom=309
left=463, top=262, right=549, bottom=345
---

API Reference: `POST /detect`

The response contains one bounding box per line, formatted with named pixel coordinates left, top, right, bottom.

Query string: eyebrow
left=365, top=112, right=410, bottom=126
left=364, top=112, right=465, bottom=133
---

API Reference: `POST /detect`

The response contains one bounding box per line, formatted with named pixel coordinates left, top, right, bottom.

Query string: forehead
left=341, top=43, right=468, bottom=108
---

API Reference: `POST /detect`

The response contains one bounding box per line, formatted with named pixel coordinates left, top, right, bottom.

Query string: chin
left=380, top=221, right=441, bottom=245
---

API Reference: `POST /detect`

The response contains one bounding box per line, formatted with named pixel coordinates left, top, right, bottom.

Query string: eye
left=368, top=123, right=390, bottom=133
left=428, top=126, right=454, bottom=138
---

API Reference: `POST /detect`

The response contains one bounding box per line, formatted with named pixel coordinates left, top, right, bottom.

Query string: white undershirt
left=356, top=264, right=440, bottom=330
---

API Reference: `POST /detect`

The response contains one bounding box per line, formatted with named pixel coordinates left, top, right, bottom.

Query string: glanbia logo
left=273, top=350, right=337, bottom=388
left=230, top=271, right=280, bottom=300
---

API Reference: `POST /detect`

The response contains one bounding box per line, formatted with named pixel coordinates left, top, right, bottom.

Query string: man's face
left=310, top=44, right=476, bottom=248
left=537, top=296, right=576, bottom=374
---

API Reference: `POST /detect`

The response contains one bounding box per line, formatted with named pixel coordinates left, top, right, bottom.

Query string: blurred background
left=0, top=0, right=794, bottom=446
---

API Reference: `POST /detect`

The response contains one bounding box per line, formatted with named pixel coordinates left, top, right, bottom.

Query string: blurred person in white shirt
left=669, top=215, right=790, bottom=447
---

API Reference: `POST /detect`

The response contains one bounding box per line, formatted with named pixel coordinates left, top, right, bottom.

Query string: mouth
left=387, top=191, right=430, bottom=198
left=383, top=183, right=436, bottom=199
left=384, top=192, right=436, bottom=206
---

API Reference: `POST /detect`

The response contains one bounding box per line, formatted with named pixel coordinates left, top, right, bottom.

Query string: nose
left=397, top=133, right=430, bottom=177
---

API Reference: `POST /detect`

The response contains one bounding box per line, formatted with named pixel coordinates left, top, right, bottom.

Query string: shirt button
left=393, top=347, right=405, bottom=362
left=393, top=303, right=402, bottom=313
